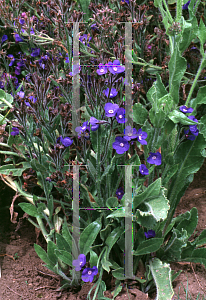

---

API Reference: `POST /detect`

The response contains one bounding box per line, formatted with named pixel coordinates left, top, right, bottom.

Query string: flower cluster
left=72, top=254, right=98, bottom=282
left=179, top=106, right=199, bottom=140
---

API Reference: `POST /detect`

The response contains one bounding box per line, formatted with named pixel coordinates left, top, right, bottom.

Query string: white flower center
left=120, top=143, right=124, bottom=147
left=183, top=108, right=187, bottom=112
left=152, top=156, right=156, bottom=160
left=139, top=136, right=142, bottom=140
left=119, top=115, right=123, bottom=119
left=110, top=93, right=113, bottom=96
left=88, top=271, right=92, bottom=275
left=80, top=262, right=83, bottom=265
left=128, top=133, right=132, bottom=136
left=118, top=192, right=121, bottom=195
left=100, top=69, right=104, bottom=72
left=108, top=109, right=114, bottom=113
left=113, top=67, right=117, bottom=71
left=82, top=126, right=86, bottom=130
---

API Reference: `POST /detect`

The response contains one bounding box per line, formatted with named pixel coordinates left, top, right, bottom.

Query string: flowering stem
left=96, top=126, right=103, bottom=206
left=185, top=54, right=206, bottom=107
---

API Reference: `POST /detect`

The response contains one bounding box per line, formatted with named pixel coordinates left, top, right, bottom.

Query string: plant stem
left=185, top=54, right=206, bottom=107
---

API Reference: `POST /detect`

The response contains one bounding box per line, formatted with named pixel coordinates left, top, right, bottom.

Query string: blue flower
left=31, top=48, right=40, bottom=57
left=103, top=88, right=118, bottom=98
left=187, top=116, right=198, bottom=135
left=122, top=0, right=130, bottom=4
left=72, top=254, right=86, bottom=271
left=179, top=105, right=194, bottom=113
left=184, top=129, right=196, bottom=140
left=139, top=164, right=149, bottom=175
left=81, top=266, right=98, bottom=282
left=25, top=96, right=37, bottom=107
left=116, top=108, right=127, bottom=123
left=79, top=34, right=92, bottom=47
left=60, top=136, right=73, bottom=147
left=7, top=54, right=15, bottom=66
left=1, top=35, right=8, bottom=45
left=116, top=187, right=124, bottom=200
left=136, top=128, right=147, bottom=145
left=89, top=117, right=100, bottom=131
left=11, top=127, right=19, bottom=136
left=113, top=136, right=130, bottom=154
left=182, top=0, right=190, bottom=10
left=17, top=91, right=25, bottom=98
left=147, top=152, right=162, bottom=165
left=14, top=34, right=24, bottom=43
left=108, top=60, right=125, bottom=75
left=19, top=18, right=25, bottom=25
left=104, top=103, right=119, bottom=118
left=123, top=125, right=138, bottom=141
left=65, top=53, right=69, bottom=63
left=96, top=64, right=107, bottom=75
left=144, top=230, right=156, bottom=239
left=75, top=121, right=90, bottom=138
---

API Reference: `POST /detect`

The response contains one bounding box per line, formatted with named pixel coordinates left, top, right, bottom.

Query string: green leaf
left=56, top=233, right=71, bottom=251
left=168, top=48, right=187, bottom=104
left=30, top=158, right=47, bottom=173
left=133, top=178, right=161, bottom=210
left=149, top=258, right=174, bottom=300
left=18, top=203, right=38, bottom=217
left=181, top=248, right=206, bottom=269
left=0, top=161, right=31, bottom=176
left=62, top=222, right=73, bottom=253
left=133, top=103, right=148, bottom=125
left=106, top=197, right=119, bottom=208
left=47, top=241, right=58, bottom=265
left=168, top=110, right=199, bottom=125
left=105, top=227, right=125, bottom=260
left=89, top=250, right=99, bottom=268
left=134, top=238, right=164, bottom=255
left=176, top=207, right=198, bottom=237
left=191, top=86, right=206, bottom=109
left=87, top=159, right=96, bottom=183
left=54, top=250, right=73, bottom=267
left=34, top=243, right=54, bottom=266
left=80, top=218, right=102, bottom=256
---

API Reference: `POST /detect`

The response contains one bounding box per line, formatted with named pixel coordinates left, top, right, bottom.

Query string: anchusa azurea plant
left=0, top=0, right=206, bottom=299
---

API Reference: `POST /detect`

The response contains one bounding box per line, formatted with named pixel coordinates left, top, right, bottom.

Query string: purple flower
left=14, top=34, right=24, bottom=43
left=25, top=96, right=37, bottom=107
left=184, top=129, right=196, bottom=140
left=136, top=128, right=147, bottom=145
left=1, top=35, right=8, bottom=45
left=104, top=103, right=119, bottom=117
left=97, top=64, right=107, bottom=75
left=81, top=266, right=98, bottom=282
left=144, top=230, right=156, bottom=239
left=116, top=187, right=124, bottom=200
left=147, top=152, right=162, bottom=165
left=11, top=127, right=19, bottom=136
left=123, top=126, right=138, bottom=141
left=19, top=18, right=25, bottom=25
left=60, top=136, right=73, bottom=147
left=17, top=91, right=25, bottom=98
left=108, top=60, right=125, bottom=75
left=182, top=0, right=190, bottom=9
left=187, top=116, right=198, bottom=135
left=89, top=117, right=100, bottom=131
left=7, top=54, right=15, bottom=66
left=75, top=121, right=90, bottom=137
left=139, top=164, right=149, bottom=175
left=91, top=23, right=99, bottom=32
left=30, top=28, right=35, bottom=35
left=31, top=48, right=40, bottom=57
left=122, top=0, right=130, bottom=4
left=72, top=254, right=86, bottom=271
left=112, top=136, right=130, bottom=154
left=79, top=34, right=92, bottom=47
left=179, top=106, right=194, bottom=113
left=103, top=88, right=118, bottom=98
left=65, top=53, right=69, bottom=63
left=116, top=108, right=128, bottom=123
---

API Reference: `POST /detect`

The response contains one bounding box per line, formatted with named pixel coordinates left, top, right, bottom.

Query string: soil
left=0, top=159, right=206, bottom=300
